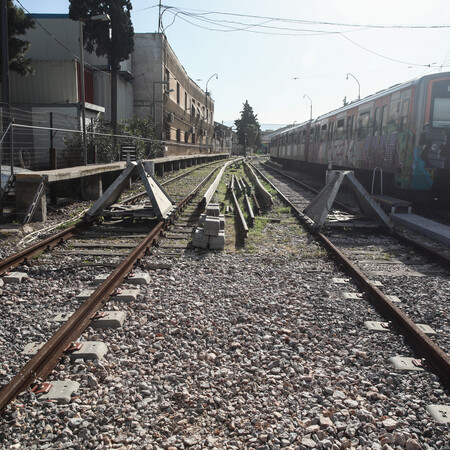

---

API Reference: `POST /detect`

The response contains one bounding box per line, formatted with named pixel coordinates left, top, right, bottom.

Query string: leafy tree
left=234, top=100, right=261, bottom=150
left=68, top=0, right=134, bottom=135
left=118, top=114, right=161, bottom=159
left=0, top=0, right=35, bottom=81
left=63, top=113, right=161, bottom=165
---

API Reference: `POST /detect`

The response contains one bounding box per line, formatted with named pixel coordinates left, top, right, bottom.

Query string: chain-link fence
left=0, top=104, right=164, bottom=174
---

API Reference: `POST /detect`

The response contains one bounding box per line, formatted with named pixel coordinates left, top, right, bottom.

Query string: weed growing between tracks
left=213, top=162, right=325, bottom=258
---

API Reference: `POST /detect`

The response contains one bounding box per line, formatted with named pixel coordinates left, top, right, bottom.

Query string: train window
left=400, top=99, right=410, bottom=131
left=347, top=115, right=354, bottom=139
left=389, top=99, right=400, bottom=130
left=357, top=111, right=370, bottom=138
left=336, top=118, right=345, bottom=139
left=433, top=98, right=450, bottom=127
left=381, top=105, right=388, bottom=134
left=374, top=107, right=381, bottom=135
left=320, top=123, right=328, bottom=141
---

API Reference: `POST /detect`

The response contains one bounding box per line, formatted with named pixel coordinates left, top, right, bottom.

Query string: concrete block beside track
left=53, top=311, right=127, bottom=328
left=39, top=380, right=80, bottom=404
left=93, top=272, right=151, bottom=285
left=193, top=229, right=209, bottom=249
left=206, top=203, right=220, bottom=217
left=204, top=217, right=221, bottom=236
left=2, top=271, right=29, bottom=284
left=23, top=341, right=108, bottom=361
left=111, top=289, right=140, bottom=302
left=209, top=231, right=225, bottom=250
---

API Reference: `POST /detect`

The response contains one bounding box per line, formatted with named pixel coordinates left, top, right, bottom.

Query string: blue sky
left=14, top=0, right=450, bottom=129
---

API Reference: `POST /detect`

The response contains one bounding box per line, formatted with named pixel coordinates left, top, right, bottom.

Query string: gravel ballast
left=0, top=164, right=449, bottom=449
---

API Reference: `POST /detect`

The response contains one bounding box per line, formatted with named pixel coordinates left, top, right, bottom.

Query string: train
left=269, top=72, right=450, bottom=202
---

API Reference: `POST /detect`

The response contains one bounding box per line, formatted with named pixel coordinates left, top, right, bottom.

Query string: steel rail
left=261, top=162, right=450, bottom=269
left=262, top=161, right=355, bottom=214
left=120, top=158, right=230, bottom=205
left=252, top=162, right=450, bottom=389
left=0, top=164, right=222, bottom=414
left=230, top=188, right=249, bottom=238
left=0, top=221, right=88, bottom=274
left=0, top=161, right=228, bottom=273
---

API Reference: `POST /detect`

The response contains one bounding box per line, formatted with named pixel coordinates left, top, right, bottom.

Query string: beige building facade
left=133, top=33, right=216, bottom=156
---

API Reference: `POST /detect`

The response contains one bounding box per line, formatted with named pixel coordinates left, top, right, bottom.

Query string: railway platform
left=10, top=153, right=228, bottom=222
left=390, top=213, right=450, bottom=247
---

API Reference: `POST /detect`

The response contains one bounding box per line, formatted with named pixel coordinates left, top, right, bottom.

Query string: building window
left=176, top=129, right=181, bottom=142
left=185, top=92, right=188, bottom=111
left=191, top=100, right=196, bottom=116
left=176, top=82, right=180, bottom=105
left=165, top=125, right=171, bottom=140
left=184, top=131, right=189, bottom=143
left=192, top=133, right=196, bottom=144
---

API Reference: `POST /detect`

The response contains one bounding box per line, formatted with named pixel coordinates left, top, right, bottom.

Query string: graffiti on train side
left=315, top=131, right=404, bottom=172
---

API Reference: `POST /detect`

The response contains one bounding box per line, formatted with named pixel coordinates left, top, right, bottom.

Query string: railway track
left=0, top=160, right=227, bottom=414
left=253, top=161, right=450, bottom=389
left=0, top=158, right=448, bottom=448
left=262, top=161, right=450, bottom=267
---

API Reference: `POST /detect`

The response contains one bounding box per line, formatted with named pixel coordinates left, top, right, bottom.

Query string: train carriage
left=269, top=72, right=450, bottom=200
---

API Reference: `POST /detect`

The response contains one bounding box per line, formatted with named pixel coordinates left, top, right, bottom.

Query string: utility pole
left=1, top=0, right=11, bottom=189
left=158, top=0, right=162, bottom=33
left=1, top=0, right=9, bottom=107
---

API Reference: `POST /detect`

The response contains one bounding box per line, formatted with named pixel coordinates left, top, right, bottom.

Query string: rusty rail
left=252, top=162, right=450, bottom=388
left=0, top=222, right=87, bottom=274
left=260, top=161, right=450, bottom=268
left=0, top=164, right=219, bottom=414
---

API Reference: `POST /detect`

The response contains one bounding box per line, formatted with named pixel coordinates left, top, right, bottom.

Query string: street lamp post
left=346, top=73, right=360, bottom=101
left=205, top=73, right=218, bottom=122
left=303, top=94, right=312, bottom=122
left=79, top=14, right=110, bottom=166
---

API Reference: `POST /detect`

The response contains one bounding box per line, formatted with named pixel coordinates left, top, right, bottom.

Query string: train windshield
left=430, top=79, right=450, bottom=128
left=423, top=78, right=450, bottom=169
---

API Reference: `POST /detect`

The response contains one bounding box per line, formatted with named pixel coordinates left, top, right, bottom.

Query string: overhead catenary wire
left=155, top=4, right=448, bottom=68
left=152, top=4, right=450, bottom=31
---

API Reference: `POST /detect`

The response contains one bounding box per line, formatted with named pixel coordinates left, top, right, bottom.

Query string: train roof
left=316, top=71, right=450, bottom=121
left=268, top=71, right=450, bottom=140
left=276, top=120, right=311, bottom=136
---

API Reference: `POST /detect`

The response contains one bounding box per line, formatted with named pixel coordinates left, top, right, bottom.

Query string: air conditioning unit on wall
left=168, top=113, right=175, bottom=123
left=190, top=126, right=195, bottom=134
